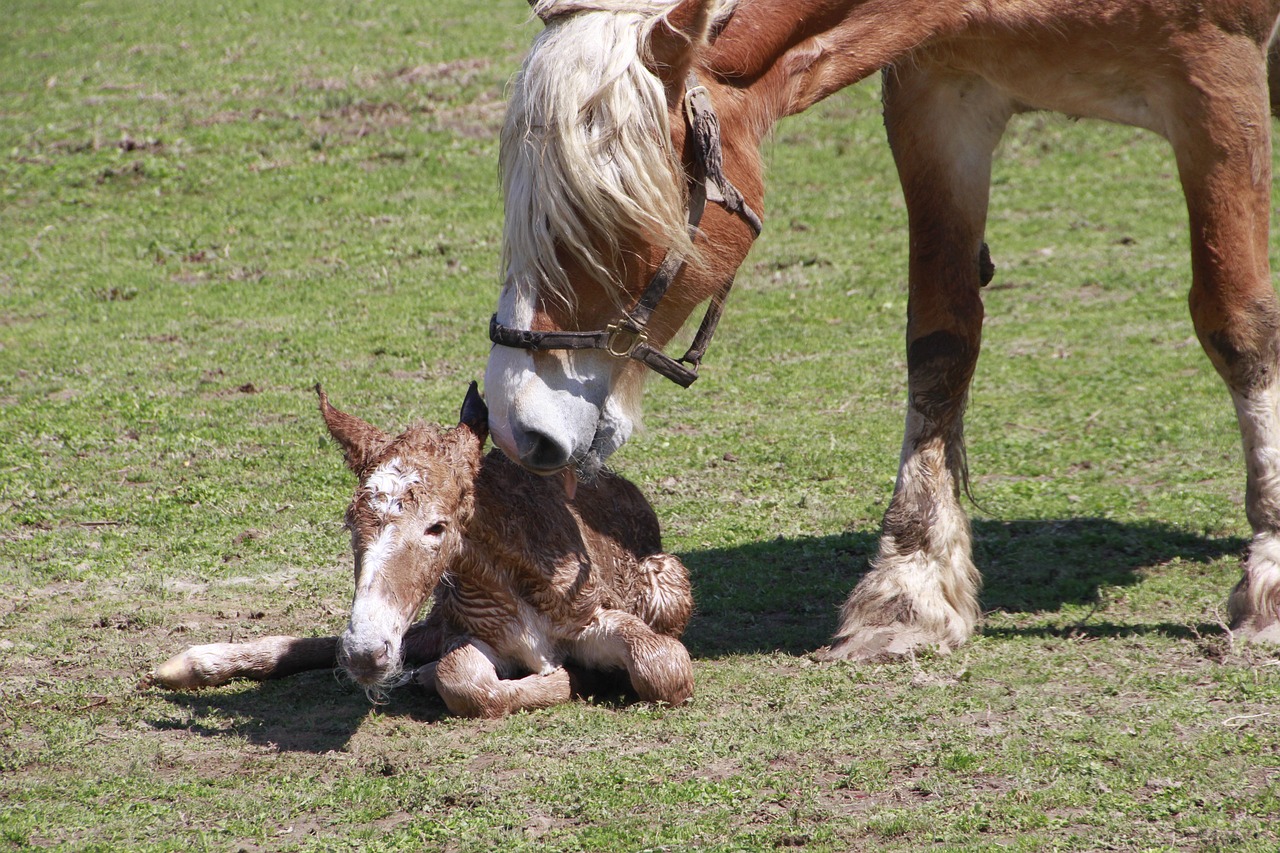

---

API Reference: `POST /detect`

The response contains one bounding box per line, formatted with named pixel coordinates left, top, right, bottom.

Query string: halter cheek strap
left=488, top=73, right=763, bottom=389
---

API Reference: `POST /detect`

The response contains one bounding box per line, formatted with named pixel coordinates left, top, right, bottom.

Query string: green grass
left=2, top=1, right=1279, bottom=850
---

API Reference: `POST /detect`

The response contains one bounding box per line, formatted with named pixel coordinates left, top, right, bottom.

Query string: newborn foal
left=151, top=384, right=694, bottom=717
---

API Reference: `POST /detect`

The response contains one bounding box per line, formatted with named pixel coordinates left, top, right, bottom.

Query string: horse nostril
left=521, top=429, right=573, bottom=472
left=341, top=636, right=395, bottom=682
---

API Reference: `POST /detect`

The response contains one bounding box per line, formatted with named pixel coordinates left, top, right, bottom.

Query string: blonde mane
left=501, top=1, right=733, bottom=307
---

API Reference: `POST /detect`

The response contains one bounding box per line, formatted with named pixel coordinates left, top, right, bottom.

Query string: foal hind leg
left=820, top=63, right=1013, bottom=661
left=627, top=553, right=694, bottom=638
left=1170, top=41, right=1280, bottom=643
left=573, top=610, right=694, bottom=705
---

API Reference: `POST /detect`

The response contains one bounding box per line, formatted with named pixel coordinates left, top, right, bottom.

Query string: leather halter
left=488, top=74, right=763, bottom=388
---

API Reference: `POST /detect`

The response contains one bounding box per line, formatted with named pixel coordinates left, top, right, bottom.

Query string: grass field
left=3, top=1, right=1279, bottom=850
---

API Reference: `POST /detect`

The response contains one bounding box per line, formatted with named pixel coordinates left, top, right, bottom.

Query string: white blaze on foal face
left=341, top=451, right=455, bottom=686
left=317, top=384, right=485, bottom=689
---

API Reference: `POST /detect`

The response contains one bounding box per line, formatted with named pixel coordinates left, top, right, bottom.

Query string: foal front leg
left=427, top=638, right=572, bottom=718
left=149, top=614, right=444, bottom=690
left=149, top=635, right=339, bottom=689
left=820, top=62, right=1012, bottom=661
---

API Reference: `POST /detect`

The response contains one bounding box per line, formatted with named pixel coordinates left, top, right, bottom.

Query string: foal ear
left=458, top=381, right=490, bottom=445
left=646, top=0, right=716, bottom=85
left=315, top=384, right=389, bottom=473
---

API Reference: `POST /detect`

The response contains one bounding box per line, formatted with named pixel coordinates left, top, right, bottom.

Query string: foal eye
left=425, top=521, right=447, bottom=538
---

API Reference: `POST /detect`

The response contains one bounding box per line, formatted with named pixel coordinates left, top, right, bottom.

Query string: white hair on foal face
left=361, top=457, right=421, bottom=518
left=341, top=456, right=434, bottom=693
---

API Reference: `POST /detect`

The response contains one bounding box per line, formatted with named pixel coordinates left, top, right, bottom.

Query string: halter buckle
left=605, top=323, right=647, bottom=358
left=684, top=84, right=710, bottom=130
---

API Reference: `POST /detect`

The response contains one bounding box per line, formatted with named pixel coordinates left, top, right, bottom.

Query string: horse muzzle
left=484, top=344, right=629, bottom=475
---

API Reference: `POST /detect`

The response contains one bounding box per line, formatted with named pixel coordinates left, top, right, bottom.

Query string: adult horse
left=484, top=0, right=1280, bottom=659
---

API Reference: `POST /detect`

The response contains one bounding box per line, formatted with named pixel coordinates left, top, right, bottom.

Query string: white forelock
left=501, top=1, right=702, bottom=308
left=363, top=457, right=421, bottom=517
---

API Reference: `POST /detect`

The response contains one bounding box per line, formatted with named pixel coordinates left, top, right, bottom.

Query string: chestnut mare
left=484, top=0, right=1280, bottom=659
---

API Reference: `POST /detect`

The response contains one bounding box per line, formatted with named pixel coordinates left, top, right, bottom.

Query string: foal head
left=485, top=0, right=763, bottom=478
left=317, top=384, right=488, bottom=695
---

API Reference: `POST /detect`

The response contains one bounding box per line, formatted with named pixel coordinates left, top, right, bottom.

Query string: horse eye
left=425, top=521, right=447, bottom=538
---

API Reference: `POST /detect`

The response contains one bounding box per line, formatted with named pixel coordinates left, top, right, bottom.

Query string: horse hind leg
left=819, top=63, right=1013, bottom=661
left=1172, top=38, right=1280, bottom=643
left=147, top=635, right=339, bottom=689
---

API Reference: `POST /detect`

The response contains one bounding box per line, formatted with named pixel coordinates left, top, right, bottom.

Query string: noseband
left=488, top=74, right=764, bottom=388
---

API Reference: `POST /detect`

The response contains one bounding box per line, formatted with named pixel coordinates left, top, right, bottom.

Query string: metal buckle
left=604, top=323, right=647, bottom=359
left=684, top=84, right=709, bottom=127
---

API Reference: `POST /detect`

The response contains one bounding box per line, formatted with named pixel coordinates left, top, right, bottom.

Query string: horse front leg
left=1170, top=39, right=1280, bottom=643
left=820, top=62, right=1012, bottom=661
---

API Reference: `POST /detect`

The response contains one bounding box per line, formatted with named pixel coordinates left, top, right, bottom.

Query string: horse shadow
left=147, top=516, right=1243, bottom=750
left=679, top=517, right=1246, bottom=657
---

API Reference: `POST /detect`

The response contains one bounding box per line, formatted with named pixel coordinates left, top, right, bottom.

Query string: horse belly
left=923, top=42, right=1166, bottom=133
left=930, top=2, right=1279, bottom=136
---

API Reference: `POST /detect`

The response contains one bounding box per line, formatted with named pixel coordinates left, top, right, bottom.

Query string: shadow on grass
left=147, top=517, right=1243, bottom=748
left=681, top=517, right=1245, bottom=658
left=149, top=665, right=638, bottom=752
left=150, top=670, right=452, bottom=753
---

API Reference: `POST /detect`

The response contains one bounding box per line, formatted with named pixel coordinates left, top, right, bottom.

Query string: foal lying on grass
left=150, top=383, right=694, bottom=717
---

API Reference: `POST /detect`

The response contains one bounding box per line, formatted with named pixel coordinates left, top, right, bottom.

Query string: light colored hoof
left=147, top=651, right=216, bottom=690
left=815, top=625, right=955, bottom=662
left=1236, top=620, right=1280, bottom=646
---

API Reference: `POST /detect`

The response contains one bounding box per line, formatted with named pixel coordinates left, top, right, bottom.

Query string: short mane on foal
left=501, top=0, right=736, bottom=305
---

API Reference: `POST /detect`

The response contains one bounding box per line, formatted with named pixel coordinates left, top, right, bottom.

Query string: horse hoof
left=1237, top=620, right=1280, bottom=646
left=814, top=625, right=954, bottom=662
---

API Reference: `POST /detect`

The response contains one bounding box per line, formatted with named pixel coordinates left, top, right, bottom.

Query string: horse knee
left=1194, top=297, right=1280, bottom=394
left=434, top=643, right=507, bottom=719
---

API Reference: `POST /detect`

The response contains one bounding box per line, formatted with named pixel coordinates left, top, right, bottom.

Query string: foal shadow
left=146, top=664, right=649, bottom=751
left=148, top=670, right=452, bottom=753
left=679, top=517, right=1244, bottom=658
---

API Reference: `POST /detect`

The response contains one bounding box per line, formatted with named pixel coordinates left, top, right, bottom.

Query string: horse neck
left=707, top=0, right=975, bottom=122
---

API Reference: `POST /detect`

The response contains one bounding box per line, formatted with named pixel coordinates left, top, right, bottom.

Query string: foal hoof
left=148, top=649, right=222, bottom=690
left=814, top=625, right=955, bottom=663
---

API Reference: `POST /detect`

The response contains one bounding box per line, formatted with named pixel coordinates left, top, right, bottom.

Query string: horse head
left=485, top=0, right=765, bottom=480
left=317, top=383, right=488, bottom=694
